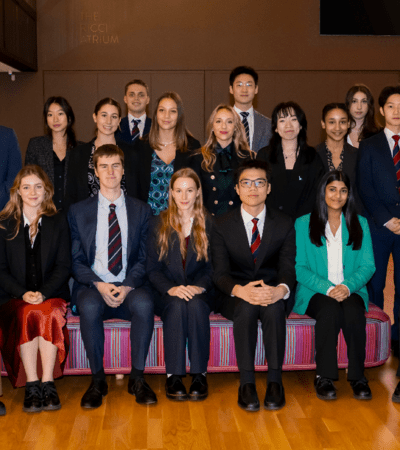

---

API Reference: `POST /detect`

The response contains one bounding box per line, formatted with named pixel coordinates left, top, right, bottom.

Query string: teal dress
left=147, top=153, right=174, bottom=215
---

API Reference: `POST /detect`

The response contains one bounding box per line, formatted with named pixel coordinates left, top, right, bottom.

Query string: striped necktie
left=131, top=119, right=141, bottom=142
left=393, top=135, right=400, bottom=191
left=240, top=112, right=250, bottom=145
left=108, top=204, right=122, bottom=276
left=251, top=218, right=261, bottom=263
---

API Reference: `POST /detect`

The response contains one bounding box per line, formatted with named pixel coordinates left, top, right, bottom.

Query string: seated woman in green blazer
left=294, top=170, right=375, bottom=401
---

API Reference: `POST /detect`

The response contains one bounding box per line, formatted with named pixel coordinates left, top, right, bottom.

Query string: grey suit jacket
left=252, top=110, right=272, bottom=153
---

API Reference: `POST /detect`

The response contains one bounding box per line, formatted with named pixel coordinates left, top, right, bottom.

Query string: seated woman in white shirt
left=293, top=170, right=375, bottom=401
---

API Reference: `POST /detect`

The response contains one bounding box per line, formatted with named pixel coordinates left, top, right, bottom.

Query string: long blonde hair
left=0, top=165, right=57, bottom=240
left=200, top=104, right=253, bottom=172
left=157, top=168, right=209, bottom=262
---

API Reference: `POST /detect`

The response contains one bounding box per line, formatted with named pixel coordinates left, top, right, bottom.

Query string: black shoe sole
left=238, top=401, right=260, bottom=412
left=353, top=393, right=372, bottom=400
left=135, top=397, right=158, bottom=405
left=315, top=389, right=337, bottom=401
left=22, top=405, right=42, bottom=413
left=264, top=400, right=286, bottom=410
left=188, top=392, right=208, bottom=401
left=42, top=403, right=62, bottom=411
left=166, top=393, right=188, bottom=401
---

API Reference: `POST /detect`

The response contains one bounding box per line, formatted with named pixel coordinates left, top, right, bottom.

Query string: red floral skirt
left=0, top=298, right=69, bottom=387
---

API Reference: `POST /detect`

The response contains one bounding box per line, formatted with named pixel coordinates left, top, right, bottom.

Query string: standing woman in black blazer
left=257, top=101, right=325, bottom=220
left=133, top=92, right=200, bottom=215
left=147, top=168, right=213, bottom=401
left=315, top=103, right=362, bottom=212
left=0, top=165, right=71, bottom=413
left=25, top=97, right=83, bottom=211
left=65, top=97, right=137, bottom=208
left=184, top=104, right=254, bottom=216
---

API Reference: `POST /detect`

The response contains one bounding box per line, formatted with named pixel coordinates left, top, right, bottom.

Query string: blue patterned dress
left=147, top=152, right=174, bottom=215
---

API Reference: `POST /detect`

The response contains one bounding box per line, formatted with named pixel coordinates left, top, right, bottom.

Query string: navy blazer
left=67, top=194, right=151, bottom=313
left=357, top=130, right=400, bottom=229
left=0, top=214, right=71, bottom=306
left=0, top=126, right=22, bottom=210
left=115, top=116, right=152, bottom=145
left=146, top=215, right=213, bottom=295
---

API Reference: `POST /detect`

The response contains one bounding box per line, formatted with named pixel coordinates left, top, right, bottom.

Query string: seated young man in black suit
left=115, top=79, right=152, bottom=144
left=211, top=159, right=296, bottom=411
left=68, top=144, right=156, bottom=408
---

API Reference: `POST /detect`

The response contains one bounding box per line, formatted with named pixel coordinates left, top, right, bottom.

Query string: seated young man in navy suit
left=68, top=144, right=156, bottom=409
left=229, top=66, right=272, bottom=153
left=211, top=160, right=296, bottom=411
left=115, top=79, right=152, bottom=144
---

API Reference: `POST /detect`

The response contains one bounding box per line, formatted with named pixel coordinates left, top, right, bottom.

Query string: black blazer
left=64, top=140, right=139, bottom=210
left=115, top=116, right=152, bottom=145
left=211, top=206, right=296, bottom=295
left=146, top=215, right=213, bottom=295
left=68, top=194, right=151, bottom=313
left=315, top=142, right=362, bottom=213
left=182, top=146, right=252, bottom=216
left=0, top=214, right=71, bottom=306
left=256, top=145, right=325, bottom=220
left=132, top=135, right=200, bottom=203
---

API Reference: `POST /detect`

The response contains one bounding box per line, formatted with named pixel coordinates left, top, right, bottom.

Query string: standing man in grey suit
left=229, top=66, right=272, bottom=153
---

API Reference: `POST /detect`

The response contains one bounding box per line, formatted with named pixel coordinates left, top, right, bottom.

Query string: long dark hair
left=309, top=170, right=362, bottom=250
left=269, top=101, right=315, bottom=164
left=43, top=96, right=77, bottom=148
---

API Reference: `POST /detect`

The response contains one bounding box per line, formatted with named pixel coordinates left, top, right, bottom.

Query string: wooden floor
left=1, top=357, right=400, bottom=450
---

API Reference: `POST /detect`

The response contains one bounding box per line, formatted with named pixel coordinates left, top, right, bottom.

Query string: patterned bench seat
left=1, top=303, right=390, bottom=376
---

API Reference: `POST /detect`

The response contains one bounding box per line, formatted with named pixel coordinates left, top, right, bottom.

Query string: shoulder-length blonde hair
left=149, top=92, right=193, bottom=153
left=157, top=168, right=208, bottom=262
left=0, top=165, right=57, bottom=240
left=199, top=104, right=253, bottom=172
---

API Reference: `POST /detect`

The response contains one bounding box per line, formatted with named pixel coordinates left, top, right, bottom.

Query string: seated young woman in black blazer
left=184, top=104, right=254, bottom=216
left=147, top=168, right=213, bottom=401
left=25, top=96, right=83, bottom=211
left=0, top=165, right=71, bottom=413
left=257, top=101, right=325, bottom=220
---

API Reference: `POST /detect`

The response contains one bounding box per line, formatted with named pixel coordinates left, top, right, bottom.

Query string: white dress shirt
left=128, top=113, right=147, bottom=137
left=23, top=214, right=42, bottom=247
left=240, top=205, right=290, bottom=299
left=92, top=191, right=128, bottom=283
left=384, top=127, right=400, bottom=156
left=234, top=105, right=254, bottom=150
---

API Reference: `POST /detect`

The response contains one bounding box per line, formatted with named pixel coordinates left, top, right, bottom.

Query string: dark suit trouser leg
left=340, top=294, right=366, bottom=381
left=306, top=294, right=342, bottom=380
left=159, top=294, right=210, bottom=375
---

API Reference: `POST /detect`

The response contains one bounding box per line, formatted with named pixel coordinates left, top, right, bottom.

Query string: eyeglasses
left=239, top=179, right=267, bottom=188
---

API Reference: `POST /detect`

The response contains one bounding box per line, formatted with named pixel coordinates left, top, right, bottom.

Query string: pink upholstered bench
left=0, top=303, right=391, bottom=376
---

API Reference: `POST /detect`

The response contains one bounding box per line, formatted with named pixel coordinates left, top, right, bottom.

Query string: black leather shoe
left=0, top=401, right=6, bottom=416
left=81, top=379, right=108, bottom=409
left=23, top=382, right=42, bottom=413
left=350, top=379, right=372, bottom=400
left=314, top=377, right=337, bottom=400
left=264, top=382, right=285, bottom=410
left=42, top=381, right=61, bottom=411
left=165, top=375, right=187, bottom=401
left=238, top=383, right=260, bottom=412
left=128, top=377, right=157, bottom=405
left=189, top=374, right=208, bottom=401
left=392, top=381, right=400, bottom=403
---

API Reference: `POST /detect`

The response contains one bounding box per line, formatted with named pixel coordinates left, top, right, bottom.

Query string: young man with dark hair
left=211, top=159, right=295, bottom=411
left=229, top=66, right=272, bottom=153
left=68, top=144, right=156, bottom=409
left=116, top=79, right=152, bottom=144
left=357, top=86, right=400, bottom=400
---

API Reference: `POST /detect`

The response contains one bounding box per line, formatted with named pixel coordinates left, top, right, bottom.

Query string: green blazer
left=293, top=213, right=375, bottom=315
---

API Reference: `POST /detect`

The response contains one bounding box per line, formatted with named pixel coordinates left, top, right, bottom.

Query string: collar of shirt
left=215, top=141, right=234, bottom=154
left=384, top=127, right=400, bottom=156
left=325, top=216, right=342, bottom=242
left=23, top=214, right=42, bottom=227
left=98, top=190, right=125, bottom=212
left=241, top=204, right=266, bottom=243
left=128, top=113, right=146, bottom=130
left=234, top=105, right=254, bottom=119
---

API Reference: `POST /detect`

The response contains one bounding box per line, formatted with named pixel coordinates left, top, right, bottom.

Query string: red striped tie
left=393, top=135, right=400, bottom=191
left=251, top=218, right=261, bottom=263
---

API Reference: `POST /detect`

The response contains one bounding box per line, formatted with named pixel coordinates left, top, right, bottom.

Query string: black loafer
left=165, top=375, right=187, bottom=401
left=238, top=383, right=260, bottom=412
left=81, top=379, right=108, bottom=409
left=0, top=401, right=6, bottom=416
left=128, top=377, right=157, bottom=405
left=189, top=374, right=208, bottom=401
left=264, top=382, right=285, bottom=410
left=393, top=381, right=400, bottom=403
left=350, top=379, right=372, bottom=400
left=314, top=377, right=337, bottom=400
left=42, top=381, right=61, bottom=411
left=23, top=382, right=43, bottom=413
